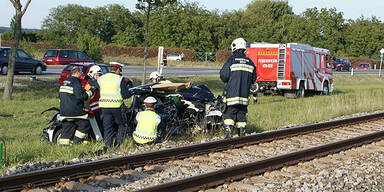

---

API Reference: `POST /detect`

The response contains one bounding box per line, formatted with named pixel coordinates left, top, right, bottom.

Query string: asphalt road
left=39, top=65, right=221, bottom=77
left=9, top=65, right=383, bottom=77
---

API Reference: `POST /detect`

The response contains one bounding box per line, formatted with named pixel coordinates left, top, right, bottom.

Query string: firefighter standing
left=98, top=62, right=132, bottom=149
left=84, top=65, right=103, bottom=140
left=220, top=38, right=256, bottom=138
left=133, top=96, right=161, bottom=145
left=58, top=66, right=96, bottom=145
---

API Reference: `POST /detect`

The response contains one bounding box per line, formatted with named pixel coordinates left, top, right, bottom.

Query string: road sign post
left=157, top=46, right=164, bottom=75
left=380, top=48, right=384, bottom=77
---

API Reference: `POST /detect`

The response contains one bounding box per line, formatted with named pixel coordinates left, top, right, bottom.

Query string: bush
left=77, top=32, right=103, bottom=61
left=216, top=50, right=232, bottom=63
left=348, top=57, right=380, bottom=68
left=101, top=45, right=195, bottom=61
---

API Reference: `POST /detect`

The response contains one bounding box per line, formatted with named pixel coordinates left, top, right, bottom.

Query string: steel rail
left=0, top=112, right=383, bottom=191
left=137, top=130, right=384, bottom=192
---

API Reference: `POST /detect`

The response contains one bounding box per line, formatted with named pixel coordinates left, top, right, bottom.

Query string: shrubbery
left=77, top=32, right=103, bottom=61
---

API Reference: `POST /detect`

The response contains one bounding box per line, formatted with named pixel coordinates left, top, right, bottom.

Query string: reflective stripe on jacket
left=59, top=76, right=92, bottom=118
left=98, top=73, right=123, bottom=108
left=84, top=81, right=101, bottom=114
left=220, top=52, right=256, bottom=106
left=133, top=110, right=161, bottom=144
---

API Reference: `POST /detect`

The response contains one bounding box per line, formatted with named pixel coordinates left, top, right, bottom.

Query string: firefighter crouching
left=133, top=96, right=162, bottom=145
left=149, top=71, right=172, bottom=84
left=98, top=62, right=133, bottom=149
left=220, top=37, right=256, bottom=138
left=59, top=66, right=97, bottom=145
left=84, top=65, right=103, bottom=140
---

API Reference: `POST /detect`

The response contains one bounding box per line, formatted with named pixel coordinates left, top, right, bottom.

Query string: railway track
left=1, top=112, right=384, bottom=191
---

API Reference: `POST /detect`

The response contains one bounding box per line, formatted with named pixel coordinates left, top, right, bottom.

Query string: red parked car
left=355, top=63, right=371, bottom=70
left=43, top=49, right=94, bottom=65
left=59, top=63, right=133, bottom=88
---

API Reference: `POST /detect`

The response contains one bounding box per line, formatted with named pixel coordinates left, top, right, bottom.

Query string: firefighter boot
left=238, top=127, right=246, bottom=137
left=223, top=125, right=233, bottom=139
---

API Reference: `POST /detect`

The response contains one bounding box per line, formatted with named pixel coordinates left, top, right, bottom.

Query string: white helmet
left=231, top=38, right=247, bottom=52
left=149, top=71, right=161, bottom=80
left=144, top=96, right=157, bottom=104
left=88, top=65, right=102, bottom=79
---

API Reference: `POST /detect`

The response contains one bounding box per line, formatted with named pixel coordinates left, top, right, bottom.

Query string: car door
left=59, top=50, right=70, bottom=65
left=77, top=51, right=92, bottom=62
left=15, top=50, right=24, bottom=72
left=16, top=49, right=35, bottom=72
left=68, top=50, right=78, bottom=64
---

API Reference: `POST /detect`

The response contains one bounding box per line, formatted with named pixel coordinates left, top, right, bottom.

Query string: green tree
left=242, top=0, right=294, bottom=43
left=148, top=2, right=216, bottom=51
left=76, top=31, right=104, bottom=61
left=344, top=17, right=384, bottom=57
left=41, top=5, right=92, bottom=45
left=136, top=0, right=176, bottom=84
left=111, top=22, right=143, bottom=47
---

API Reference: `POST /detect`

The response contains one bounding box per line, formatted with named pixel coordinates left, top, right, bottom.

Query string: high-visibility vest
left=133, top=110, right=161, bottom=144
left=159, top=80, right=172, bottom=84
left=98, top=73, right=123, bottom=108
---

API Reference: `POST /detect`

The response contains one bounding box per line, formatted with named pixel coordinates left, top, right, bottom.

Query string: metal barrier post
left=380, top=56, right=383, bottom=77
left=0, top=140, right=2, bottom=166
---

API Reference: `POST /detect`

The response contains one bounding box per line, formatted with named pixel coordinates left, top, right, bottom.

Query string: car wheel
left=53, top=128, right=63, bottom=144
left=33, top=65, right=43, bottom=75
left=176, top=59, right=181, bottom=61
left=1, top=65, right=7, bottom=75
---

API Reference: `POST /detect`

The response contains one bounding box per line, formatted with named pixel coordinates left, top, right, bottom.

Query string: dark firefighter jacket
left=59, top=76, right=92, bottom=119
left=220, top=52, right=256, bottom=106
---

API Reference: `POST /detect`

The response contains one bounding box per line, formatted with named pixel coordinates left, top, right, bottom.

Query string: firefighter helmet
left=88, top=65, right=102, bottom=79
left=231, top=38, right=247, bottom=52
left=109, top=62, right=124, bottom=68
left=149, top=71, right=162, bottom=80
left=144, top=97, right=157, bottom=108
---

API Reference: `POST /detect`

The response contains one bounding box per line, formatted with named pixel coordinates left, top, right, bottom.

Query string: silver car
left=167, top=53, right=182, bottom=61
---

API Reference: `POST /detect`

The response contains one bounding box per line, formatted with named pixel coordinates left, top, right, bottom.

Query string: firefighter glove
left=250, top=84, right=258, bottom=94
left=90, top=86, right=99, bottom=94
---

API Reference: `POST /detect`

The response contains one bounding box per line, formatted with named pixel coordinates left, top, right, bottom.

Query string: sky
left=1, top=0, right=384, bottom=29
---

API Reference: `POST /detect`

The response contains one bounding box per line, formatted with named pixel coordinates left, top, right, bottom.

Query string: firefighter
left=58, top=66, right=96, bottom=145
left=98, top=62, right=133, bottom=149
left=84, top=65, right=103, bottom=140
left=133, top=96, right=162, bottom=145
left=149, top=71, right=172, bottom=84
left=220, top=37, right=256, bottom=138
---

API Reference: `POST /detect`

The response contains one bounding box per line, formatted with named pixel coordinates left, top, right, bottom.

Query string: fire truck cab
left=246, top=43, right=333, bottom=98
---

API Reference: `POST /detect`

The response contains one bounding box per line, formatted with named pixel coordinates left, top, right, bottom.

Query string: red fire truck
left=246, top=43, right=333, bottom=98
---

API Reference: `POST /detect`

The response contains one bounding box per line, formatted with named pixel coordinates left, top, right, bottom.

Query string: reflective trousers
left=223, top=105, right=248, bottom=128
left=61, top=119, right=90, bottom=144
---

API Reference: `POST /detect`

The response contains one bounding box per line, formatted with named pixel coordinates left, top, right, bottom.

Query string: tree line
left=3, top=0, right=384, bottom=59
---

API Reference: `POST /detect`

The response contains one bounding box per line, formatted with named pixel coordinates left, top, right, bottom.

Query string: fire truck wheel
left=296, top=82, right=305, bottom=98
left=322, top=82, right=329, bottom=95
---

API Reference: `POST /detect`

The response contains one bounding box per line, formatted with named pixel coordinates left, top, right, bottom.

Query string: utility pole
left=380, top=48, right=384, bottom=77
left=0, top=33, right=2, bottom=47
